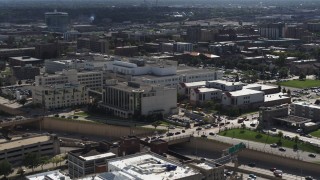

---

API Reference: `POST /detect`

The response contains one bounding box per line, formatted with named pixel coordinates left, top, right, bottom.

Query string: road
left=162, top=123, right=320, bottom=163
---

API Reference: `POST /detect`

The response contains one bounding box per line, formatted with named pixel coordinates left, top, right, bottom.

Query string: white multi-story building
left=32, top=83, right=88, bottom=109
left=35, top=69, right=103, bottom=90
left=178, top=81, right=206, bottom=96
left=206, top=80, right=244, bottom=91
left=101, top=80, right=177, bottom=118
left=136, top=68, right=221, bottom=88
left=45, top=59, right=85, bottom=73
left=221, top=89, right=265, bottom=106
left=190, top=88, right=222, bottom=104
left=105, top=58, right=222, bottom=88
left=104, top=59, right=177, bottom=76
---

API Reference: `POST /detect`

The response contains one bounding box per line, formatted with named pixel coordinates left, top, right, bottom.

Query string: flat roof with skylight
left=107, top=152, right=202, bottom=180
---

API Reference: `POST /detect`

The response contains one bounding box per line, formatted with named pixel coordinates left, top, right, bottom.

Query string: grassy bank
left=278, top=79, right=320, bottom=89
left=218, top=129, right=319, bottom=153
left=310, top=129, right=320, bottom=138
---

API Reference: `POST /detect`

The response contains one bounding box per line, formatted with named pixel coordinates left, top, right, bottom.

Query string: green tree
left=235, top=74, right=240, bottom=82
left=18, top=98, right=27, bottom=105
left=0, top=160, right=13, bottom=178
left=51, top=156, right=63, bottom=167
left=294, top=136, right=299, bottom=144
left=278, top=85, right=281, bottom=92
left=282, top=88, right=287, bottom=93
left=278, top=67, right=288, bottom=78
left=39, top=156, right=50, bottom=170
left=278, top=131, right=283, bottom=141
left=287, top=89, right=291, bottom=96
left=151, top=121, right=161, bottom=130
left=274, top=55, right=286, bottom=67
left=299, top=72, right=306, bottom=80
left=17, top=167, right=25, bottom=177
left=241, top=123, right=246, bottom=129
left=17, top=80, right=22, bottom=85
left=277, top=131, right=284, bottom=146
left=23, top=153, right=40, bottom=172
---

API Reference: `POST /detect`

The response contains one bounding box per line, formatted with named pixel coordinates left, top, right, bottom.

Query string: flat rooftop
left=79, top=171, right=135, bottom=180
left=274, top=115, right=311, bottom=124
left=0, top=47, right=35, bottom=52
left=207, top=80, right=243, bottom=86
left=198, top=87, right=221, bottom=93
left=228, top=89, right=263, bottom=97
left=70, top=147, right=115, bottom=160
left=183, top=81, right=206, bottom=88
left=10, top=56, right=41, bottom=62
left=108, top=153, right=200, bottom=180
left=26, top=170, right=71, bottom=180
left=292, top=101, right=320, bottom=110
left=265, top=93, right=290, bottom=102
left=0, top=96, right=24, bottom=109
left=0, top=135, right=51, bottom=151
left=244, top=83, right=278, bottom=90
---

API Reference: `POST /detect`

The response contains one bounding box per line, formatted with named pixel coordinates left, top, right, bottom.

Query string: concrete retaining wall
left=178, top=137, right=320, bottom=175
left=41, top=117, right=155, bottom=138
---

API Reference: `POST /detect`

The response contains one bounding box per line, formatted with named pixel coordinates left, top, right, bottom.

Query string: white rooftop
left=183, top=81, right=206, bottom=88
left=80, top=152, right=116, bottom=161
left=191, top=162, right=219, bottom=170
left=198, top=87, right=221, bottom=93
left=228, top=89, right=263, bottom=97
left=26, top=170, right=71, bottom=180
left=208, top=80, right=243, bottom=86
left=108, top=153, right=201, bottom=180
left=292, top=101, right=320, bottom=110
left=79, top=171, right=135, bottom=180
left=244, top=83, right=278, bottom=90
left=264, top=93, right=290, bottom=102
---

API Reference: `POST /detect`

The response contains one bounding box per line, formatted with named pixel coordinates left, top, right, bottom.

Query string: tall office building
left=45, top=10, right=69, bottom=32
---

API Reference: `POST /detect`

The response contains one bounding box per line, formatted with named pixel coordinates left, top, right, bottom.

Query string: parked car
left=237, top=119, right=244, bottom=123
left=212, top=123, right=218, bottom=127
left=209, top=132, right=215, bottom=136
left=201, top=134, right=207, bottom=138
left=270, top=143, right=278, bottom=148
left=166, top=133, right=174, bottom=136
left=305, top=176, right=313, bottom=180
left=308, top=153, right=316, bottom=158
left=296, top=129, right=303, bottom=133
left=270, top=167, right=277, bottom=172
left=274, top=170, right=283, bottom=177
left=271, top=128, right=277, bottom=132
left=196, top=127, right=202, bottom=131
left=249, top=174, right=257, bottom=179
left=248, top=162, right=256, bottom=167
left=278, top=147, right=286, bottom=152
left=250, top=123, right=256, bottom=127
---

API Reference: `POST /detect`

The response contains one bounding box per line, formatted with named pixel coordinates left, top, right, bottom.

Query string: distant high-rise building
left=258, top=23, right=285, bottom=40
left=77, top=38, right=109, bottom=54
left=45, top=10, right=69, bottom=32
